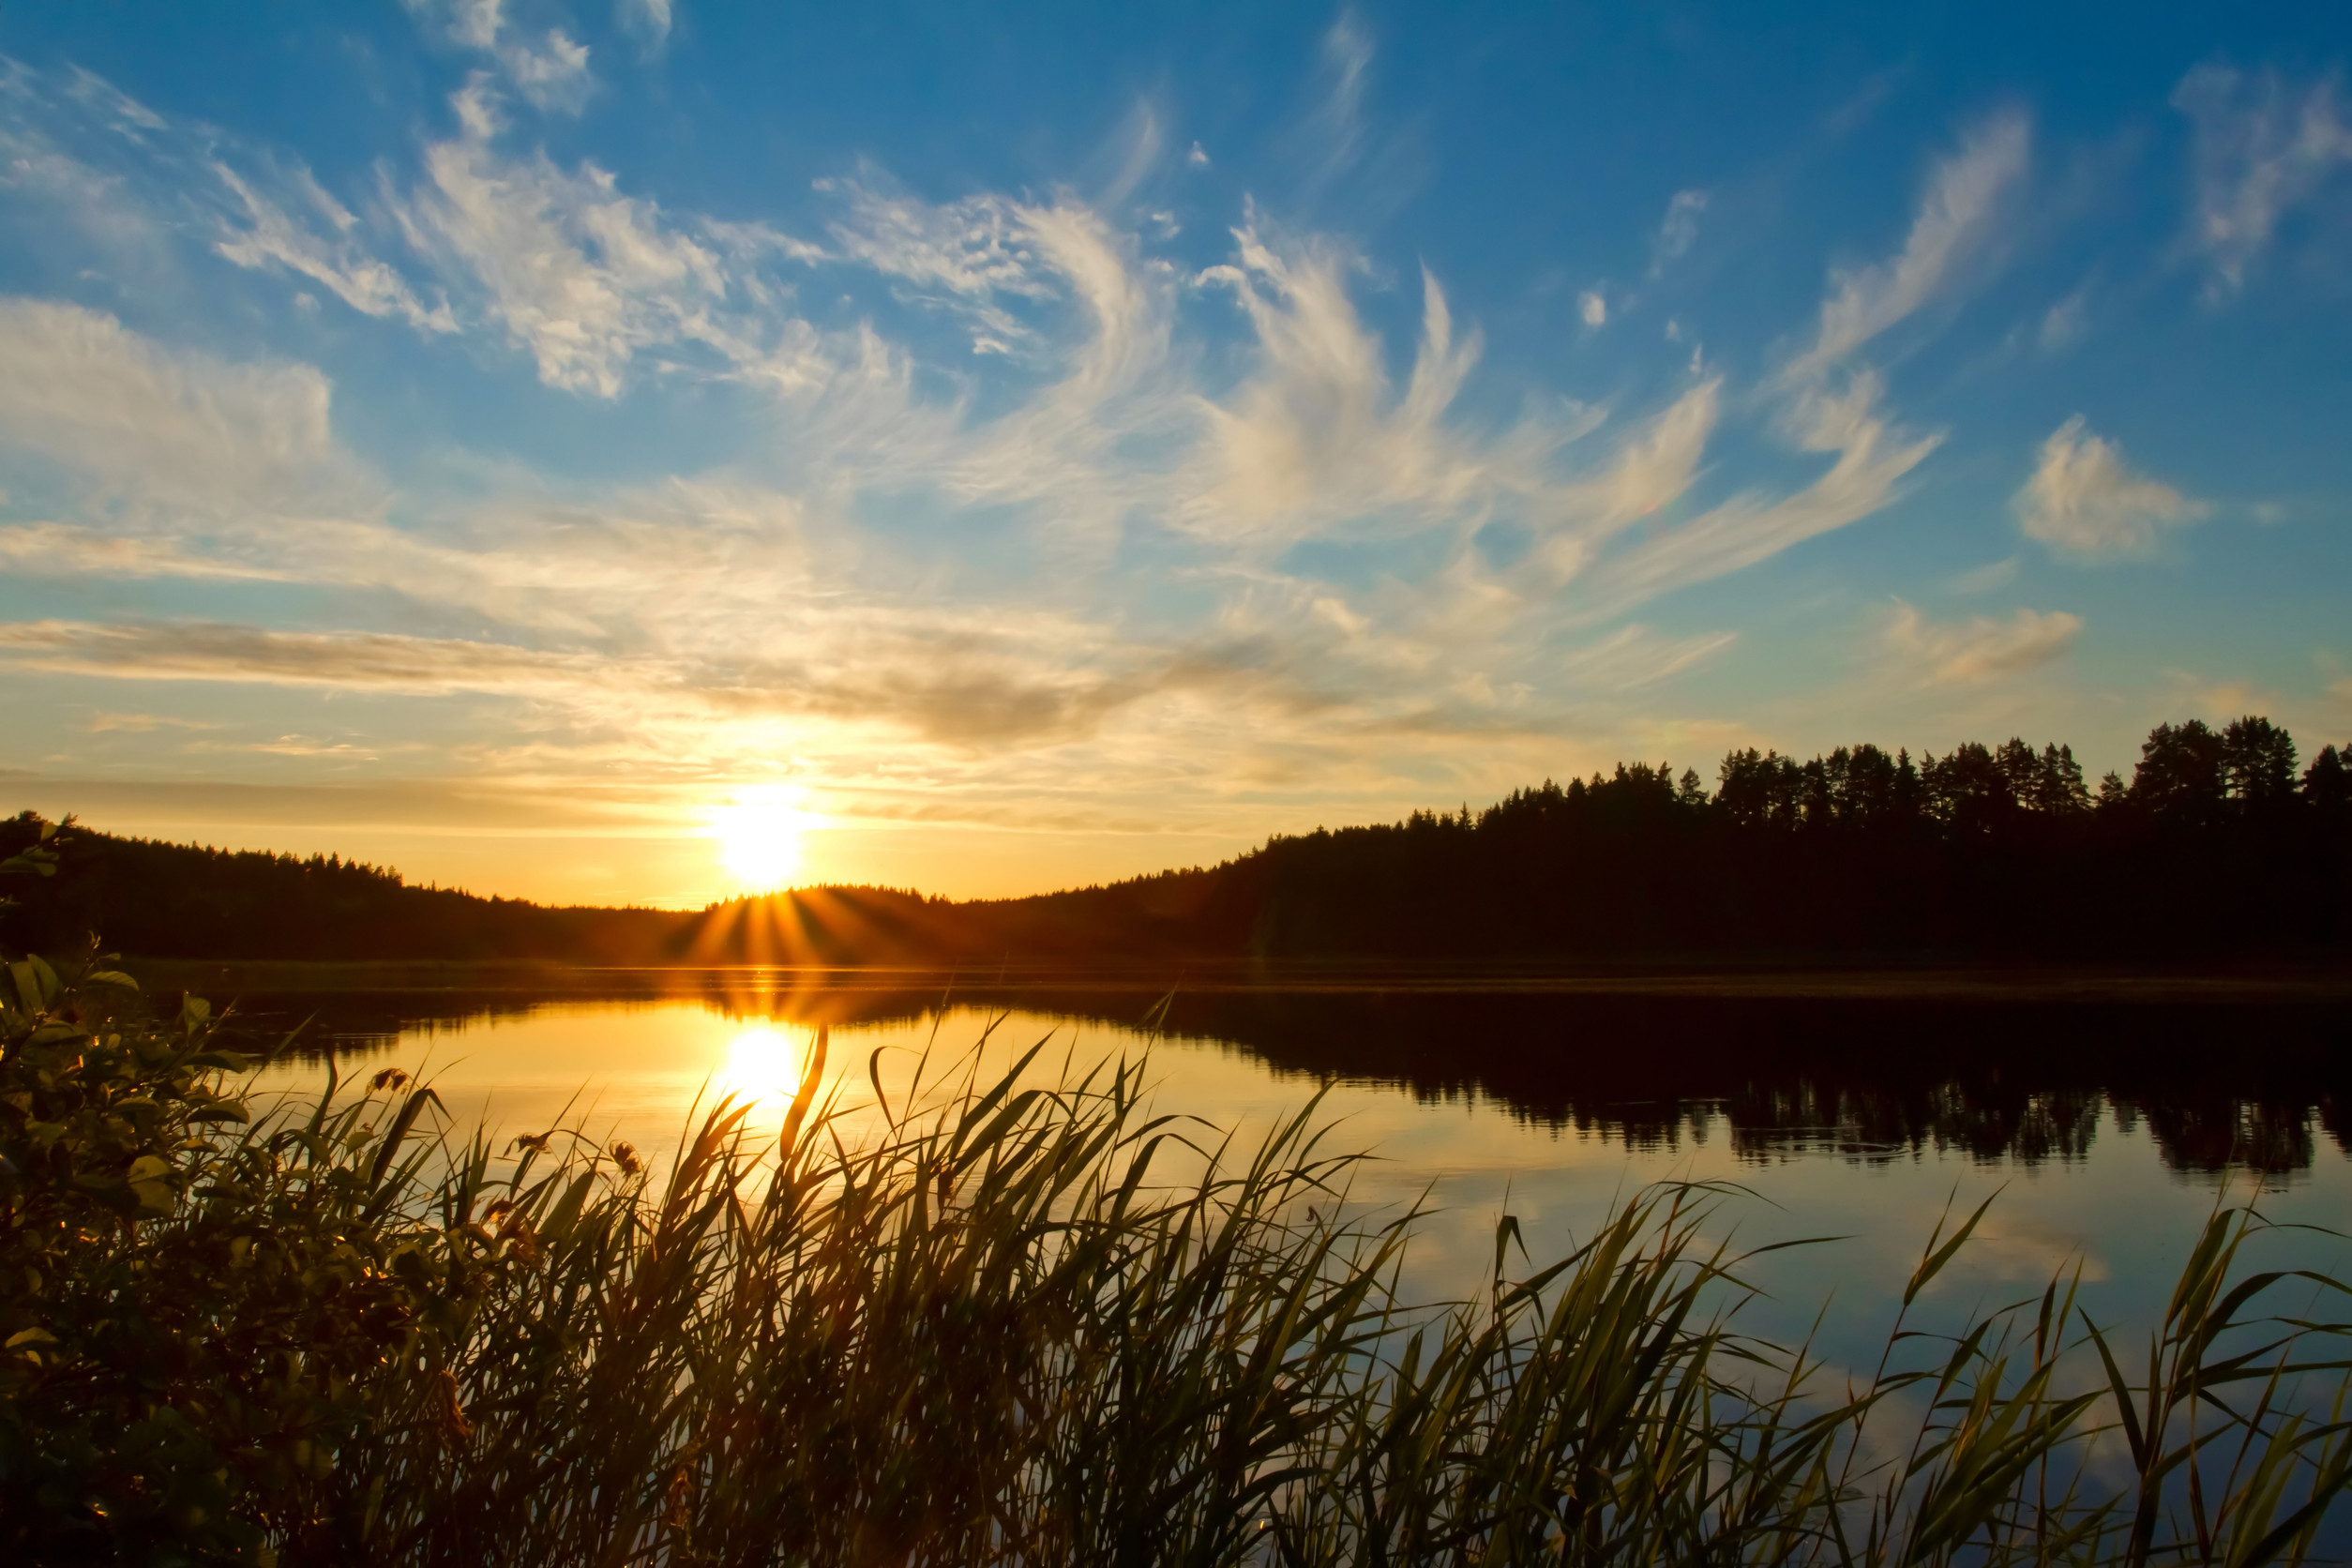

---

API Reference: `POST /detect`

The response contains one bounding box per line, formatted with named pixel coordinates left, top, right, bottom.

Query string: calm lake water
left=234, top=972, right=2352, bottom=1375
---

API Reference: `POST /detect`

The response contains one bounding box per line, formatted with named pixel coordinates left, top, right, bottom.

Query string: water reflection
left=190, top=972, right=2351, bottom=1473
left=230, top=977, right=2347, bottom=1177
left=720, top=1023, right=807, bottom=1111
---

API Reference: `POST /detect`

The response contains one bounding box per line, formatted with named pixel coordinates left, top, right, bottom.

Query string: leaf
left=2079, top=1311, right=2148, bottom=1469
left=367, top=1085, right=445, bottom=1198
left=8, top=960, right=40, bottom=1017
left=1906, top=1190, right=1999, bottom=1307
left=86, top=971, right=139, bottom=989
left=5, top=1328, right=57, bottom=1349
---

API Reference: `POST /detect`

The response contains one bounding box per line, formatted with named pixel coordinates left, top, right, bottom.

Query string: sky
left=1, top=1, right=2348, bottom=908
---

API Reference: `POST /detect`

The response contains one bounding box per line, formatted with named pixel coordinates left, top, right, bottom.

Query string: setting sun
left=711, top=792, right=820, bottom=892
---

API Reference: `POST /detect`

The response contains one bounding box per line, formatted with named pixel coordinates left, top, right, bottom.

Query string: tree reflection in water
left=246, top=980, right=2344, bottom=1176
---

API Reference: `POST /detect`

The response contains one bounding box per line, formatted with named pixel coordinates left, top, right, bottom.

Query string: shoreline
left=120, top=954, right=2352, bottom=1004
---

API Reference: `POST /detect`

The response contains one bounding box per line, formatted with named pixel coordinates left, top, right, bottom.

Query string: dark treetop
left=8, top=717, right=2349, bottom=967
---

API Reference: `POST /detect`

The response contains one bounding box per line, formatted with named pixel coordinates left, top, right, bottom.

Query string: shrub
left=3, top=818, right=2348, bottom=1564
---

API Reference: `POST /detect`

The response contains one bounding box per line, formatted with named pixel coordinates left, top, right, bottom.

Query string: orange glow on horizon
left=710, top=789, right=822, bottom=894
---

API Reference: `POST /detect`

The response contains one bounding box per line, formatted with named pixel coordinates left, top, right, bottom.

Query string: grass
left=4, top=939, right=2350, bottom=1565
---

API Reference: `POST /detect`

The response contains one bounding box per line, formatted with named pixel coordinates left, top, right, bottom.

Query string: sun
left=711, top=790, right=818, bottom=891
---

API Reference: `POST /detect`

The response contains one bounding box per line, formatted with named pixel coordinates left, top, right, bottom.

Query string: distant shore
left=124, top=953, right=2352, bottom=1004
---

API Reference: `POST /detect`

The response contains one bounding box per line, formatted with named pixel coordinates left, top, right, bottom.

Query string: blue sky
left=0, top=1, right=2347, bottom=904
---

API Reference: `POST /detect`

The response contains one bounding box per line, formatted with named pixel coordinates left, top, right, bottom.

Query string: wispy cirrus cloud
left=1786, top=113, right=2029, bottom=380
left=2173, top=64, right=2352, bottom=297
left=87, top=710, right=217, bottom=733
left=1309, top=10, right=1376, bottom=177
left=386, top=83, right=826, bottom=396
left=1193, top=229, right=1492, bottom=541
left=1884, top=602, right=2083, bottom=684
left=0, top=522, right=305, bottom=584
left=615, top=0, right=672, bottom=53
left=0, top=49, right=2084, bottom=879
left=821, top=177, right=1068, bottom=357
left=0, top=618, right=611, bottom=695
left=1528, top=127, right=2021, bottom=619
left=411, top=0, right=596, bottom=114
left=1651, top=188, right=1708, bottom=276
left=1584, top=373, right=1937, bottom=608
left=1557, top=624, right=1738, bottom=691
left=0, top=297, right=340, bottom=501
left=2014, top=415, right=2207, bottom=560
left=209, top=162, right=456, bottom=332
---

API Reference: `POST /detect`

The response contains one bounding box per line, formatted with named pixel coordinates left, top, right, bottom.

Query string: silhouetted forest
left=8, top=716, right=2350, bottom=966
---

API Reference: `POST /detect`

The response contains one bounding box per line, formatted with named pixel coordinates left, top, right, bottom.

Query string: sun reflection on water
left=720, top=1023, right=804, bottom=1109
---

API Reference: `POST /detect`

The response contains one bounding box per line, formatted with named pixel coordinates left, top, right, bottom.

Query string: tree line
left=7, top=716, right=2348, bottom=965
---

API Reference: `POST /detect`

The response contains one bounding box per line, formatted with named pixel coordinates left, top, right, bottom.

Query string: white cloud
left=1885, top=602, right=2083, bottom=683
left=1787, top=113, right=2029, bottom=379
left=0, top=67, right=214, bottom=288
left=0, top=606, right=1202, bottom=754
left=1187, top=141, right=1210, bottom=168
left=211, top=161, right=456, bottom=331
left=1651, top=188, right=1707, bottom=275
left=1558, top=624, right=1735, bottom=690
left=8, top=60, right=831, bottom=399
left=1192, top=227, right=1494, bottom=539
left=0, top=298, right=337, bottom=501
left=61, top=65, right=167, bottom=141
left=1586, top=370, right=1937, bottom=605
left=1947, top=555, right=2019, bottom=594
left=415, top=0, right=596, bottom=113
left=1577, top=288, right=1607, bottom=327
left=2173, top=64, right=2352, bottom=295
left=2014, top=415, right=2207, bottom=559
left=0, top=618, right=611, bottom=696
left=1093, top=102, right=1168, bottom=210
left=822, top=178, right=1064, bottom=355
left=1508, top=115, right=2001, bottom=622
left=922, top=202, right=1178, bottom=524
left=617, top=0, right=672, bottom=50
left=0, top=64, right=454, bottom=339
left=1570, top=378, right=1718, bottom=544
left=1311, top=10, right=1375, bottom=174
left=0, top=56, right=2045, bottom=852
left=0, top=521, right=302, bottom=584
left=2037, top=288, right=2086, bottom=352
left=0, top=300, right=830, bottom=639
left=87, top=711, right=216, bottom=733
left=389, top=84, right=825, bottom=396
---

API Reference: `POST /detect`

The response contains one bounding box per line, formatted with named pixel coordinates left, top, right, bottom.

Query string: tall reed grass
left=4, top=939, right=2349, bottom=1565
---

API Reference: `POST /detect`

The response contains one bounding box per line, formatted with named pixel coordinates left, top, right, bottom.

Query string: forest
left=7, top=716, right=2348, bottom=966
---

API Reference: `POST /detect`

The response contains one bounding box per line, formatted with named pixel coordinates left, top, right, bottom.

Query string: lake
left=219, top=967, right=2352, bottom=1376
